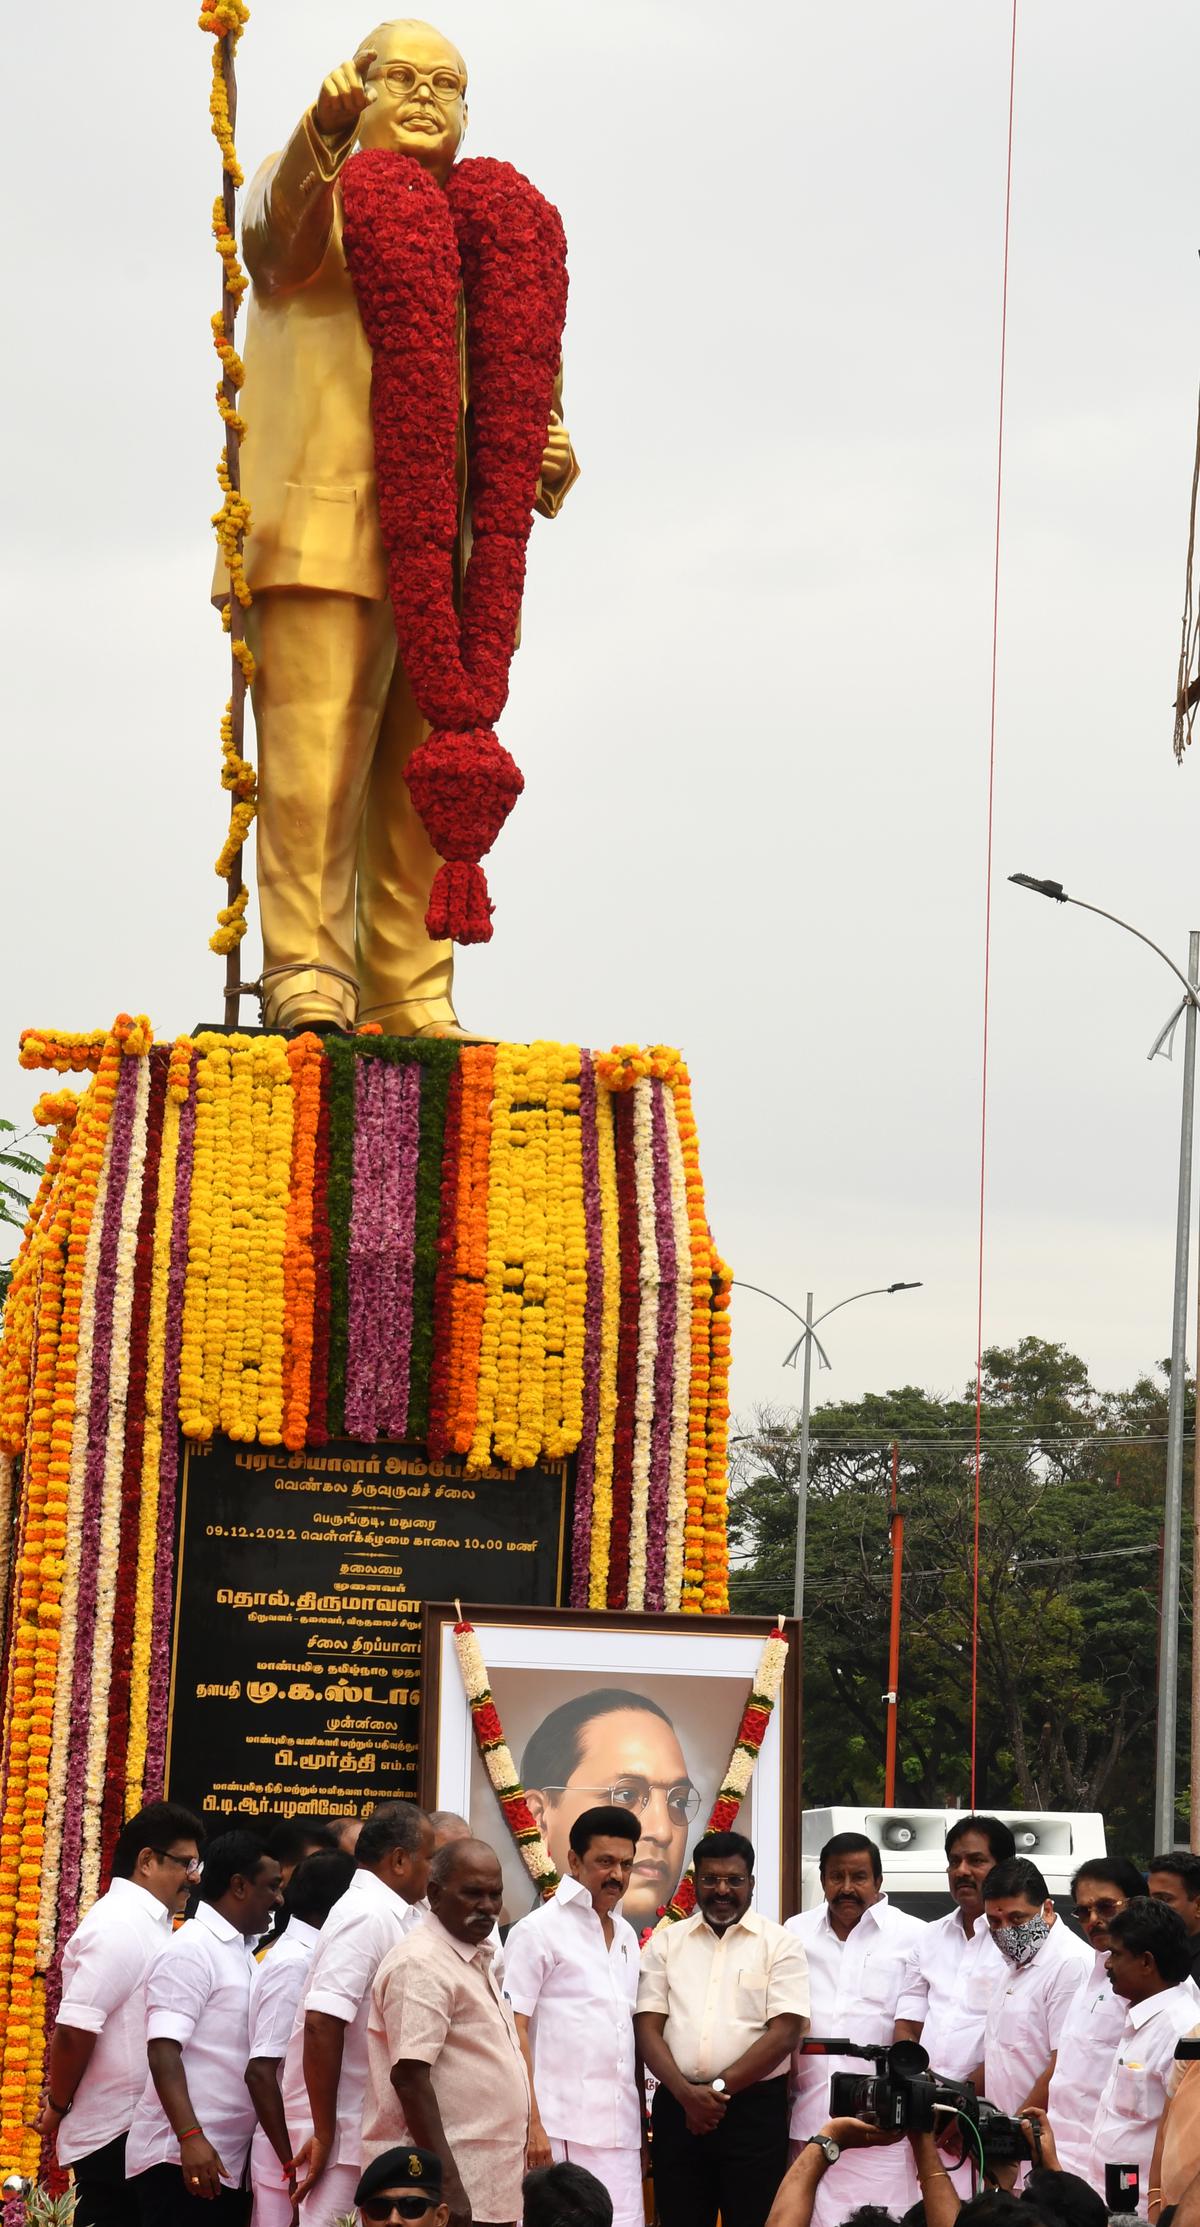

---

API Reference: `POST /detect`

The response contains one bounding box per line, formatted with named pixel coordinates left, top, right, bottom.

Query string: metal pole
left=1192, top=1308, right=1200, bottom=1854
left=1155, top=928, right=1200, bottom=1851
left=793, top=1293, right=814, bottom=1624
left=884, top=1440, right=904, bottom=1804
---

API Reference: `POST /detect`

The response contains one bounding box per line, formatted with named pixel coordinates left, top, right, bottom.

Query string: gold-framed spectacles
left=369, top=62, right=465, bottom=105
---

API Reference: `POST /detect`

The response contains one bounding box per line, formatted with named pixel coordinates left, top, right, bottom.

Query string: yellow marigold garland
left=201, top=0, right=257, bottom=958
left=124, top=1049, right=188, bottom=1811
left=587, top=1079, right=621, bottom=1608
left=468, top=1043, right=517, bottom=1473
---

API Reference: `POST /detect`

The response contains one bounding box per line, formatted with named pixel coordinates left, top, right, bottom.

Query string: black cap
left=356, top=2148, right=444, bottom=2204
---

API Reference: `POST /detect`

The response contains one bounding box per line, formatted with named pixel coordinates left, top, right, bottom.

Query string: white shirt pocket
left=858, top=1956, right=907, bottom=2011
left=965, top=1970, right=1000, bottom=2014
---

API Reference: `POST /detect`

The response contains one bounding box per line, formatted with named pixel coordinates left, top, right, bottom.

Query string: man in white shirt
left=504, top=1804, right=644, bottom=2227
left=786, top=1830, right=926, bottom=2227
left=1044, top=1857, right=1147, bottom=2178
left=981, top=1854, right=1091, bottom=2118
left=37, top=1799, right=203, bottom=2227
left=895, top=1814, right=1013, bottom=2084
left=284, top=1798, right=434, bottom=2226
left=245, top=1846, right=355, bottom=2227
left=125, top=1827, right=284, bottom=2223
left=636, top=1830, right=810, bottom=2227
left=1089, top=1896, right=1199, bottom=2210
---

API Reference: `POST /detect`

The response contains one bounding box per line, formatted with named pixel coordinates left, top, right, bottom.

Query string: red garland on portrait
left=341, top=151, right=569, bottom=945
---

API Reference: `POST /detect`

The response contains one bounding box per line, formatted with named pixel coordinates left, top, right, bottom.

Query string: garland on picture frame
left=452, top=1614, right=559, bottom=1899
left=660, top=1622, right=790, bottom=1927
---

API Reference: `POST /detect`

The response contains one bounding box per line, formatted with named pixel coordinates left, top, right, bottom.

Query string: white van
left=799, top=1805, right=1107, bottom=1921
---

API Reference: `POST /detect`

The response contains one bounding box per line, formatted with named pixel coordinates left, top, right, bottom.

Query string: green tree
left=0, top=1119, right=46, bottom=1311
left=728, top=1337, right=1181, bottom=1854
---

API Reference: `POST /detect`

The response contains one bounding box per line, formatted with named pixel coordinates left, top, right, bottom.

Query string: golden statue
left=234, top=19, right=579, bottom=1036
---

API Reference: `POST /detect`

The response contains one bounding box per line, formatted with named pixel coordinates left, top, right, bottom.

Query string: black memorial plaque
left=166, top=1437, right=568, bottom=1824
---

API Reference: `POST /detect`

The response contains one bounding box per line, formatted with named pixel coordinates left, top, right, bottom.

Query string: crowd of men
left=35, top=1799, right=1200, bottom=2227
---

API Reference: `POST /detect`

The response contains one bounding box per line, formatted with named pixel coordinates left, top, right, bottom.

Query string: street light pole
left=732, top=1279, right=922, bottom=1627
left=1010, top=876, right=1200, bottom=1850
left=795, top=1294, right=814, bottom=1624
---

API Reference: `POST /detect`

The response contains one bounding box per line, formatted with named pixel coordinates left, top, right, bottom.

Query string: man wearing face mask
left=786, top=1832, right=926, bottom=2227
left=982, top=1856, right=1092, bottom=2119
left=1042, top=1858, right=1148, bottom=2179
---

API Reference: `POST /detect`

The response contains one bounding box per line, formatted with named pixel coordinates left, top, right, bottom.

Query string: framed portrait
left=419, top=1604, right=801, bottom=1932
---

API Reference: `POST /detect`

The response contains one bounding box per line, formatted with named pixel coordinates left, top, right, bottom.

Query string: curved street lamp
left=731, top=1279, right=922, bottom=1621
left=1010, top=872, right=1200, bottom=1850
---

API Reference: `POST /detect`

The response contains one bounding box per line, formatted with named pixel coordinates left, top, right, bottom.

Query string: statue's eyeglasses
left=544, top=1779, right=702, bottom=1824
left=370, top=63, right=465, bottom=105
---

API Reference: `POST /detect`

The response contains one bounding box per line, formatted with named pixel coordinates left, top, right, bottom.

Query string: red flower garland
left=341, top=150, right=568, bottom=945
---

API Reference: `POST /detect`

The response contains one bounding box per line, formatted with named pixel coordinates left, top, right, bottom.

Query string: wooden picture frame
left=419, top=1603, right=801, bottom=1928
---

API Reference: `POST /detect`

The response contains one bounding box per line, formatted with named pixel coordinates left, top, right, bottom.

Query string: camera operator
left=1082, top=1898, right=1197, bottom=2211
left=763, top=2117, right=959, bottom=2227
left=1043, top=1860, right=1146, bottom=2183
left=981, top=1859, right=1091, bottom=2120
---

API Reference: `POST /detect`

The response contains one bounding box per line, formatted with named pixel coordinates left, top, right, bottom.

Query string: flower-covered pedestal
left=0, top=1021, right=731, bottom=2179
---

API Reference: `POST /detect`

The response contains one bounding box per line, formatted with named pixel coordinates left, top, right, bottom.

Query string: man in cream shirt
left=636, top=1831, right=810, bottom=2227
left=504, top=1804, right=644, bottom=2227
left=787, top=1831, right=925, bottom=2227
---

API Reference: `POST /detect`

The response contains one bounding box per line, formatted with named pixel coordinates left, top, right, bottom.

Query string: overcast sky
left=4, top=2, right=1199, bottom=1430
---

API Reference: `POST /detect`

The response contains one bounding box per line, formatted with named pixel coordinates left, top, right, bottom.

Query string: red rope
left=971, top=0, right=1019, bottom=1807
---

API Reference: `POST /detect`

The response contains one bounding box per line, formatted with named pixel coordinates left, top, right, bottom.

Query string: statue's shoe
left=409, top=1019, right=495, bottom=1044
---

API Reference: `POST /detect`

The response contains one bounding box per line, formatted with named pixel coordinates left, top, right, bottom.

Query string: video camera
left=802, top=2038, right=1040, bottom=2171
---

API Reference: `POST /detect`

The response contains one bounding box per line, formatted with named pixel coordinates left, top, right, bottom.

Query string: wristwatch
left=711, top=2079, right=727, bottom=2095
left=805, top=2135, right=840, bottom=2166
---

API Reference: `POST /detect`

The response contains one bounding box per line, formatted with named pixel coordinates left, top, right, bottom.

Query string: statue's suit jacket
left=229, top=109, right=578, bottom=602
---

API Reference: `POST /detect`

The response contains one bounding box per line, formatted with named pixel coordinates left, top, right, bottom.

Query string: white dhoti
left=299, top=2162, right=362, bottom=2226
left=550, top=2138, right=646, bottom=2227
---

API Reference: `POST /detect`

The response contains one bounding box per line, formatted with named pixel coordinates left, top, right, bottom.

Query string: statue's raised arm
left=233, top=19, right=579, bottom=1039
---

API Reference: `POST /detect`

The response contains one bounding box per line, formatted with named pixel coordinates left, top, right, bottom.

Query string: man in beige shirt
left=364, top=1839, right=529, bottom=2227
left=636, top=1831, right=810, bottom=2227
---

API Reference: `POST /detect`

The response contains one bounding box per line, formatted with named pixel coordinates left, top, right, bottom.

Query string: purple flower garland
left=570, top=1053, right=604, bottom=1606
left=646, top=1080, right=678, bottom=1612
left=144, top=1057, right=198, bottom=1796
left=55, top=1055, right=139, bottom=1943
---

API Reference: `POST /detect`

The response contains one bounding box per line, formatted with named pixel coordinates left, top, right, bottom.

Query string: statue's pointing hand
left=315, top=49, right=377, bottom=143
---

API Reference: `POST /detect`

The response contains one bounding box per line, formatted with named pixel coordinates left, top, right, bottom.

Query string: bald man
left=233, top=20, right=578, bottom=1039
left=364, top=1840, right=530, bottom=2227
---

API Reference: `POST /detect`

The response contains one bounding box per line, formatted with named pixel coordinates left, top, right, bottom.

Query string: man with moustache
left=504, top=1807, right=645, bottom=2227
left=1089, top=1898, right=1198, bottom=2204
left=895, top=1815, right=1013, bottom=2087
left=981, top=1855, right=1092, bottom=2119
left=38, top=1801, right=204, bottom=2227
left=522, top=1690, right=699, bottom=1937
left=364, top=1839, right=530, bottom=2227
left=786, top=1831, right=926, bottom=2227
left=1043, top=1858, right=1148, bottom=2178
left=636, top=1831, right=810, bottom=2227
